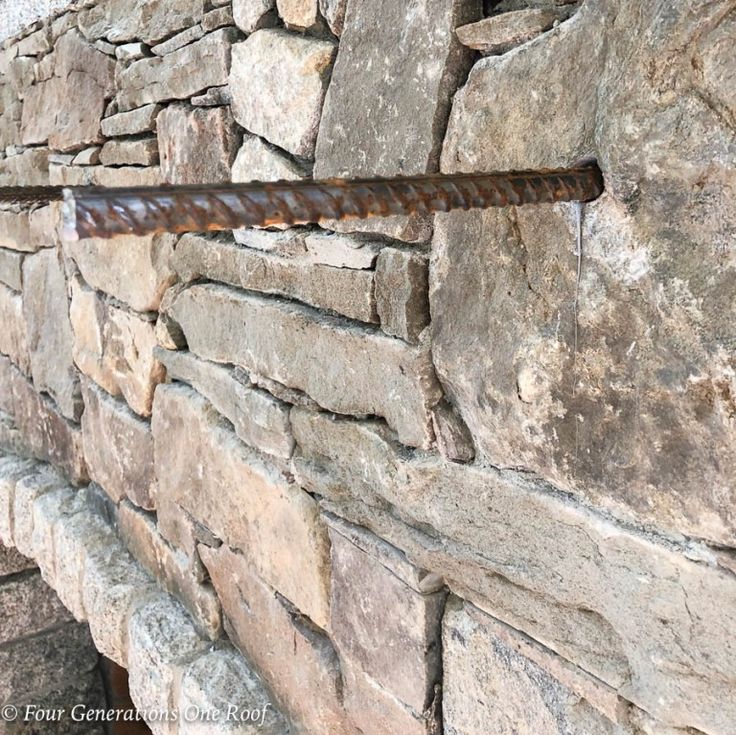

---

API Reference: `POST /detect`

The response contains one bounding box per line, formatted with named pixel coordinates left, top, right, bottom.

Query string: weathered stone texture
left=158, top=103, right=240, bottom=184
left=118, top=500, right=222, bottom=639
left=169, top=284, right=442, bottom=447
left=70, top=278, right=165, bottom=417
left=12, top=465, right=68, bottom=560
left=201, top=544, right=357, bottom=735
left=0, top=209, right=32, bottom=252
left=456, top=7, right=574, bottom=55
left=319, top=0, right=347, bottom=36
left=155, top=348, right=294, bottom=459
left=314, top=0, right=479, bottom=178
left=436, top=0, right=736, bottom=546
left=127, top=594, right=209, bottom=730
left=230, top=30, right=336, bottom=158
left=231, top=134, right=306, bottom=183
left=233, top=0, right=277, bottom=34
left=291, top=409, right=736, bottom=735
left=117, top=29, right=236, bottom=112
left=0, top=544, right=34, bottom=577
left=178, top=648, right=290, bottom=734
left=101, top=103, right=161, bottom=137
left=304, top=231, right=382, bottom=269
left=50, top=162, right=165, bottom=187
left=150, top=25, right=205, bottom=57
left=21, top=30, right=115, bottom=151
left=174, top=233, right=377, bottom=323
left=0, top=570, right=72, bottom=643
left=6, top=366, right=87, bottom=483
left=0, top=283, right=30, bottom=375
left=81, top=379, right=155, bottom=510
left=79, top=0, right=205, bottom=44
left=277, top=0, right=319, bottom=29
left=64, top=232, right=176, bottom=312
left=22, top=248, right=82, bottom=420
left=153, top=383, right=331, bottom=627
left=328, top=516, right=446, bottom=734
left=0, top=147, right=51, bottom=186
left=443, top=600, right=629, bottom=735
left=375, top=248, right=429, bottom=343
left=99, top=137, right=159, bottom=166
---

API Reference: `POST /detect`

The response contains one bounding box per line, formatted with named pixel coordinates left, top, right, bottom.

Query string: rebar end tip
left=60, top=188, right=79, bottom=242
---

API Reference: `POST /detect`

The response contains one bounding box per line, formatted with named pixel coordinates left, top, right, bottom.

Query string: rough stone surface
left=0, top=620, right=103, bottom=722
left=7, top=366, right=87, bottom=483
left=83, top=544, right=156, bottom=668
left=178, top=647, right=290, bottom=734
left=22, top=248, right=82, bottom=420
left=437, top=0, right=736, bottom=547
left=70, top=277, right=165, bottom=417
left=79, top=0, right=205, bottom=44
left=153, top=383, right=331, bottom=627
left=99, top=137, right=159, bottom=166
left=232, top=228, right=307, bottom=257
left=0, top=570, right=73, bottom=643
left=231, top=133, right=306, bottom=183
left=12, top=465, right=67, bottom=560
left=150, top=25, right=205, bottom=57
left=304, top=231, right=382, bottom=269
left=118, top=500, right=222, bottom=639
left=314, top=0, right=479, bottom=178
left=101, top=103, right=161, bottom=137
left=155, top=348, right=294, bottom=459
left=81, top=379, right=155, bottom=510
left=72, top=145, right=101, bottom=165
left=127, top=593, right=209, bottom=728
left=190, top=85, right=232, bottom=107
left=117, top=29, right=236, bottom=112
left=21, top=30, right=115, bottom=151
left=158, top=103, right=240, bottom=184
left=115, top=42, right=148, bottom=61
left=201, top=544, right=357, bottom=735
left=291, top=409, right=736, bottom=735
left=456, top=7, right=573, bottom=55
left=0, top=283, right=30, bottom=375
left=319, top=0, right=346, bottom=36
left=277, top=0, right=318, bottom=29
left=169, top=284, right=442, bottom=448
left=318, top=212, right=434, bottom=245
left=230, top=30, right=336, bottom=158
left=174, top=233, right=377, bottom=323
left=64, top=232, right=177, bottom=312
left=232, top=0, right=277, bottom=34
left=0, top=209, right=32, bottom=252
left=328, top=517, right=446, bottom=724
left=0, top=544, right=34, bottom=577
left=375, top=248, right=429, bottom=343
left=431, top=400, right=475, bottom=463
left=0, top=147, right=51, bottom=186
left=443, top=600, right=629, bottom=735
left=0, top=455, right=41, bottom=547
left=202, top=6, right=235, bottom=32
left=50, top=163, right=165, bottom=187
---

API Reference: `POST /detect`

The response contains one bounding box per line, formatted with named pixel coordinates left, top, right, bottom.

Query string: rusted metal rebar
left=1, top=164, right=604, bottom=239
left=0, top=185, right=65, bottom=205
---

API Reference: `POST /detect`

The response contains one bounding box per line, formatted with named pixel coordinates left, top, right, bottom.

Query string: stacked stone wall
left=0, top=1, right=734, bottom=734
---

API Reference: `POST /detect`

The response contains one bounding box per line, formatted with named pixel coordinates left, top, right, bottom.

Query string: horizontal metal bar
left=3, top=165, right=604, bottom=240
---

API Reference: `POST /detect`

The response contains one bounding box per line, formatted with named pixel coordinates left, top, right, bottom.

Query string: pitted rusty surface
left=1, top=166, right=604, bottom=239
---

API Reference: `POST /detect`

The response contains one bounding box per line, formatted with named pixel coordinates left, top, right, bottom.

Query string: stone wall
left=0, top=1, right=734, bottom=734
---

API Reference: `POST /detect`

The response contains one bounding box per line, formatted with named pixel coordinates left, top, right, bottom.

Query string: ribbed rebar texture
left=60, top=165, right=603, bottom=240
left=0, top=186, right=65, bottom=205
